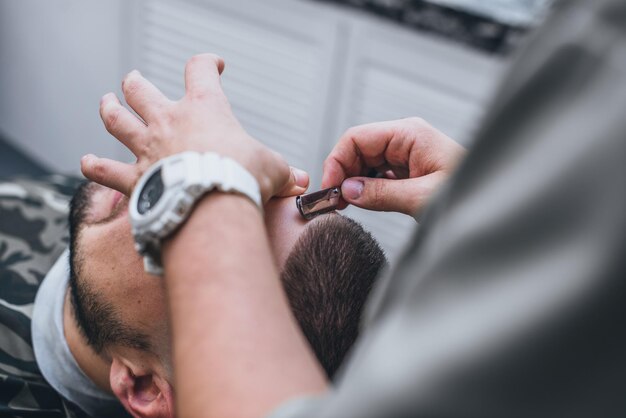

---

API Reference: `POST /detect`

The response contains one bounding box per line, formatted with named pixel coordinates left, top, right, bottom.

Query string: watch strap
left=211, top=155, right=262, bottom=208
left=131, top=151, right=262, bottom=276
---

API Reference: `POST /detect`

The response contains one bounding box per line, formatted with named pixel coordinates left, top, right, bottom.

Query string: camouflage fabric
left=0, top=175, right=91, bottom=418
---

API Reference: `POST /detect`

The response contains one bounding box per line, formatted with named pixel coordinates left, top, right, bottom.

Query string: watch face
left=137, top=167, right=164, bottom=215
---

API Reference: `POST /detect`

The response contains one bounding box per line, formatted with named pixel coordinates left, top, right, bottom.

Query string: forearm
left=87, top=54, right=322, bottom=416
left=163, top=193, right=327, bottom=418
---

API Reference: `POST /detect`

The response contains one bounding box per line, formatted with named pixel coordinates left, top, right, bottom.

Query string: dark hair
left=281, top=214, right=387, bottom=378
left=69, top=183, right=386, bottom=371
left=68, top=182, right=151, bottom=354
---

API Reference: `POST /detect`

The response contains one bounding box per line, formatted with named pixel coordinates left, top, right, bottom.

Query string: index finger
left=81, top=155, right=138, bottom=197
left=184, top=53, right=226, bottom=99
left=321, top=121, right=398, bottom=188
left=275, top=166, right=310, bottom=197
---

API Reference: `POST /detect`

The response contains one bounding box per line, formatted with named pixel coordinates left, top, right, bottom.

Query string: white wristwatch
left=129, top=151, right=262, bottom=275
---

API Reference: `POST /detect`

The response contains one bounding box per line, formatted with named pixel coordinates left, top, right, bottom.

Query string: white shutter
left=334, top=23, right=503, bottom=262
left=133, top=0, right=340, bottom=175
left=131, top=0, right=504, bottom=263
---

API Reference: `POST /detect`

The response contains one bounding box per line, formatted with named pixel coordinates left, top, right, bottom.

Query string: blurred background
left=0, top=0, right=551, bottom=263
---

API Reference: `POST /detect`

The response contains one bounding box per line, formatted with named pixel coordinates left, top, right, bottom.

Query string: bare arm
left=84, top=54, right=327, bottom=418
left=164, top=194, right=326, bottom=418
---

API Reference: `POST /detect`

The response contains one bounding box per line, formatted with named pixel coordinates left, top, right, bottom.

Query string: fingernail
left=122, top=70, right=140, bottom=88
left=81, top=154, right=93, bottom=163
left=291, top=167, right=308, bottom=188
left=100, top=92, right=113, bottom=105
left=342, top=179, right=363, bottom=200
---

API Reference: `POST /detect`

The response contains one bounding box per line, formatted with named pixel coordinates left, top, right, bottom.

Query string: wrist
left=129, top=151, right=262, bottom=275
left=244, top=150, right=292, bottom=203
left=162, top=191, right=263, bottom=272
left=183, top=135, right=282, bottom=204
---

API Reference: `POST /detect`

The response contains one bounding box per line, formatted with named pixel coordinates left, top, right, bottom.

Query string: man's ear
left=109, top=357, right=174, bottom=418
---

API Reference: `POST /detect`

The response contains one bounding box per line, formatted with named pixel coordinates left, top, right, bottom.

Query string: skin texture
left=264, top=197, right=310, bottom=268
left=85, top=54, right=328, bottom=418
left=65, top=182, right=319, bottom=418
left=84, top=56, right=308, bottom=202
left=66, top=184, right=174, bottom=418
left=86, top=54, right=460, bottom=418
left=322, top=117, right=466, bottom=217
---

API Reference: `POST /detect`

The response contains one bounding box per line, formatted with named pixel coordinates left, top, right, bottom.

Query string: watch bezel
left=129, top=151, right=261, bottom=276
left=136, top=167, right=165, bottom=215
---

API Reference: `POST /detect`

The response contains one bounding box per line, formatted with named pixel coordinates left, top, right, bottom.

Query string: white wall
left=0, top=0, right=131, bottom=172
left=0, top=0, right=505, bottom=262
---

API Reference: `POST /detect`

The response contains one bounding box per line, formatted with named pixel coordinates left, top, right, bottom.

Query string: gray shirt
left=270, top=0, right=626, bottom=416
left=32, top=250, right=125, bottom=417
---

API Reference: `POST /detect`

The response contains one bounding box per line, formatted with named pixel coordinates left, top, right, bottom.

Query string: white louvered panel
left=332, top=23, right=504, bottom=263
left=130, top=0, right=505, bottom=264
left=135, top=0, right=337, bottom=172
left=341, top=63, right=485, bottom=262
left=353, top=65, right=485, bottom=143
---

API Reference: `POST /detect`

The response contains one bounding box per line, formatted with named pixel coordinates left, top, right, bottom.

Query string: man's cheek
left=109, top=215, right=136, bottom=247
left=83, top=219, right=138, bottom=272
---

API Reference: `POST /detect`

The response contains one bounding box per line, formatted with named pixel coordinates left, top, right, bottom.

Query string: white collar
left=31, top=250, right=124, bottom=417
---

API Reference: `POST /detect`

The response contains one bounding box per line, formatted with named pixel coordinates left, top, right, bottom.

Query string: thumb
left=341, top=175, right=440, bottom=217
left=276, top=166, right=310, bottom=197
left=81, top=154, right=138, bottom=197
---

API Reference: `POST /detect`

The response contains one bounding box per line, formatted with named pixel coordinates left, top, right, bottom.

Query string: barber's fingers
left=340, top=171, right=448, bottom=217
left=100, top=93, right=148, bottom=156
left=322, top=117, right=464, bottom=191
left=121, top=70, right=171, bottom=123
left=275, top=166, right=310, bottom=197
left=184, top=54, right=225, bottom=99
left=321, top=120, right=407, bottom=189
left=81, top=154, right=138, bottom=197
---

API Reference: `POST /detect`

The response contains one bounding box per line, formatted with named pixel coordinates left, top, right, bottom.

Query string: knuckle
left=104, top=107, right=121, bottom=133
left=187, top=86, right=224, bottom=103
left=189, top=89, right=211, bottom=101
left=323, top=157, right=341, bottom=176
left=401, top=117, right=417, bottom=129
left=343, top=126, right=361, bottom=141
left=186, top=54, right=202, bottom=67
left=125, top=81, right=141, bottom=98
left=122, top=76, right=141, bottom=97
left=407, top=116, right=425, bottom=128
left=162, top=108, right=177, bottom=125
left=91, top=160, right=107, bottom=182
left=343, top=127, right=354, bottom=138
left=371, top=180, right=387, bottom=207
left=122, top=71, right=134, bottom=88
left=410, top=116, right=433, bottom=132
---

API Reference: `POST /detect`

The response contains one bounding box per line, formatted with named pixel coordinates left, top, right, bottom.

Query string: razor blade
left=296, top=187, right=341, bottom=220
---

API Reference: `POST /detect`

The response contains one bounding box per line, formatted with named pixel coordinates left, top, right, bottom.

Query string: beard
left=67, top=181, right=102, bottom=350
left=67, top=181, right=152, bottom=354
left=68, top=181, right=97, bottom=246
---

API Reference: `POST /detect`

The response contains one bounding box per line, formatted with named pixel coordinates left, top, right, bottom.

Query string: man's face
left=70, top=182, right=313, bottom=362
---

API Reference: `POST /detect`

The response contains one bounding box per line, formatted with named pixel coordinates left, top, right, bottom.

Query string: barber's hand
left=322, top=118, right=465, bottom=217
left=83, top=53, right=309, bottom=201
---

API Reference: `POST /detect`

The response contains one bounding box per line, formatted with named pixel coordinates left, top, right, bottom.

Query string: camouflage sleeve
left=0, top=175, right=91, bottom=418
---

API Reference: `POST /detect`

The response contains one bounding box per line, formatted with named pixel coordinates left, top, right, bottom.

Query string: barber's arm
left=83, top=54, right=327, bottom=418
left=322, top=118, right=465, bottom=218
